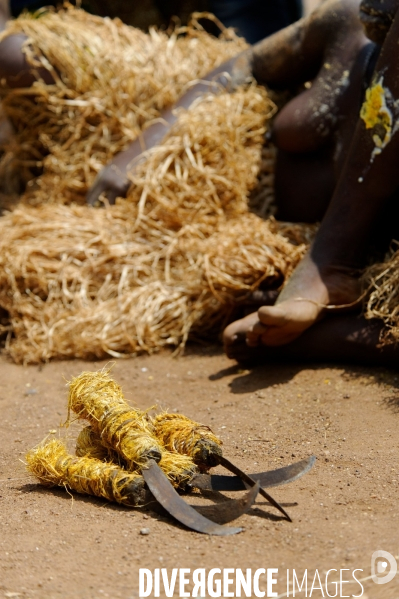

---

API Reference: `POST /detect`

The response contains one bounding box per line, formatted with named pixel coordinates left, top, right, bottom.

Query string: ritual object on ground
left=69, top=369, right=198, bottom=487
left=76, top=425, right=115, bottom=462
left=27, top=367, right=316, bottom=534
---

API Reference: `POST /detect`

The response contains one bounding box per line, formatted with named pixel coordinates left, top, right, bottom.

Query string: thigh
left=274, top=146, right=335, bottom=223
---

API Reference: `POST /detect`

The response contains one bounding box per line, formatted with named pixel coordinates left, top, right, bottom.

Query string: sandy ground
left=0, top=347, right=399, bottom=598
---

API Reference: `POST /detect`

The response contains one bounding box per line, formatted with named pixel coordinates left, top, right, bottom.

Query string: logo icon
left=371, top=550, right=397, bottom=585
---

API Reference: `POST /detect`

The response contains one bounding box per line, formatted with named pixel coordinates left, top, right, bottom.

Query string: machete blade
left=190, top=456, right=316, bottom=492
left=142, top=459, right=244, bottom=535
left=216, top=455, right=292, bottom=522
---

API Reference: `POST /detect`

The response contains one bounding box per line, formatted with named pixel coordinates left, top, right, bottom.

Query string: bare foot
left=224, top=252, right=361, bottom=351
left=224, top=313, right=399, bottom=369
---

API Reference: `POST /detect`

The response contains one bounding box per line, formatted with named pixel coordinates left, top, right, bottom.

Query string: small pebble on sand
left=140, top=528, right=150, bottom=536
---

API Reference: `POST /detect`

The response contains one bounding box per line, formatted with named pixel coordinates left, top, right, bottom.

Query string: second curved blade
left=190, top=456, right=316, bottom=492
left=142, top=460, right=243, bottom=535
left=195, top=480, right=260, bottom=524
left=217, top=455, right=292, bottom=522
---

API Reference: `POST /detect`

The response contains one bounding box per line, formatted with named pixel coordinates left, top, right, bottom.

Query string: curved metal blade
left=190, top=456, right=316, bottom=492
left=195, top=480, right=260, bottom=524
left=142, top=460, right=243, bottom=535
left=217, top=455, right=292, bottom=522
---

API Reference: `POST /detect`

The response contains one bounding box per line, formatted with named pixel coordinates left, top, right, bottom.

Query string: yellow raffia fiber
left=157, top=451, right=197, bottom=488
left=153, top=413, right=222, bottom=469
left=28, top=368, right=238, bottom=504
left=26, top=438, right=147, bottom=507
left=76, top=423, right=198, bottom=487
left=76, top=425, right=118, bottom=462
left=68, top=368, right=163, bottom=466
left=69, top=368, right=198, bottom=485
left=0, top=6, right=316, bottom=364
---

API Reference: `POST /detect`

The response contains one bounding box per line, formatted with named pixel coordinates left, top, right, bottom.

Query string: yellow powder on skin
left=360, top=78, right=393, bottom=151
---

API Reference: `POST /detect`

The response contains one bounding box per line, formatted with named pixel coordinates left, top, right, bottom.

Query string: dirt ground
left=0, top=347, right=399, bottom=598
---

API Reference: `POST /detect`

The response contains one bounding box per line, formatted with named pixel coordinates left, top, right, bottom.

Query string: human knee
left=0, top=34, right=28, bottom=77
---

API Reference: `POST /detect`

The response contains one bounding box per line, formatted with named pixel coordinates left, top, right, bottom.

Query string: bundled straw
left=26, top=438, right=148, bottom=507
left=76, top=424, right=198, bottom=488
left=27, top=367, right=283, bottom=507
left=68, top=369, right=164, bottom=466
left=68, top=368, right=198, bottom=486
left=25, top=368, right=232, bottom=506
left=153, top=413, right=222, bottom=469
left=157, top=451, right=197, bottom=489
left=76, top=425, right=117, bottom=462
left=0, top=6, right=316, bottom=363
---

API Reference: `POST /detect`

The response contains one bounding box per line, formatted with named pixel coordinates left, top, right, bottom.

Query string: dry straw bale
left=26, top=438, right=148, bottom=507
left=362, top=242, right=399, bottom=343
left=126, top=86, right=275, bottom=229
left=0, top=5, right=247, bottom=202
left=0, top=6, right=315, bottom=363
left=0, top=205, right=312, bottom=363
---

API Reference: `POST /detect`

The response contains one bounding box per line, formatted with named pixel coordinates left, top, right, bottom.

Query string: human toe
left=246, top=320, right=267, bottom=347
left=223, top=319, right=246, bottom=347
left=257, top=305, right=289, bottom=326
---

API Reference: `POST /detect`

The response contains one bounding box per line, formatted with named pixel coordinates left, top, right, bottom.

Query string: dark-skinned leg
left=273, top=38, right=377, bottom=223
left=274, top=146, right=335, bottom=223
left=225, top=7, right=399, bottom=357
left=265, top=0, right=368, bottom=154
